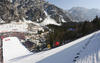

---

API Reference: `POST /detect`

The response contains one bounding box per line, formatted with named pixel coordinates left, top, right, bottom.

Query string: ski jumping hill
left=3, top=30, right=100, bottom=63
left=3, top=37, right=31, bottom=63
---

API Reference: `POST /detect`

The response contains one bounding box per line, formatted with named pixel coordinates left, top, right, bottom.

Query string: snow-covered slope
left=3, top=37, right=31, bottom=63
left=3, top=30, right=100, bottom=63
left=40, top=16, right=61, bottom=26
left=76, top=31, right=100, bottom=63
left=40, top=11, right=61, bottom=26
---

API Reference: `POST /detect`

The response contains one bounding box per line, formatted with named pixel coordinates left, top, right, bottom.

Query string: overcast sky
left=46, top=0, right=100, bottom=10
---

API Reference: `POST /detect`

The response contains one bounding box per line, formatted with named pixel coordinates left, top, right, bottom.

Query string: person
left=55, top=42, right=59, bottom=46
left=1, top=37, right=3, bottom=40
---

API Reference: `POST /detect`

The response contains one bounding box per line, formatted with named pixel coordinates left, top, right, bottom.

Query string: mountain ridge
left=67, top=7, right=100, bottom=21
left=1, top=1, right=100, bottom=25
left=0, top=0, right=71, bottom=25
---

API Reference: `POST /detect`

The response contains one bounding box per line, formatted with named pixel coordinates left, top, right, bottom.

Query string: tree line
left=46, top=15, right=100, bottom=48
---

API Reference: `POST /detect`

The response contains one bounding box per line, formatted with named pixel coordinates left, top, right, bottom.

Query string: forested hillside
left=46, top=16, right=100, bottom=48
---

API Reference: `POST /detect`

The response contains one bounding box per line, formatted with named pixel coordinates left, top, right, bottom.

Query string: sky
left=46, top=0, right=100, bottom=10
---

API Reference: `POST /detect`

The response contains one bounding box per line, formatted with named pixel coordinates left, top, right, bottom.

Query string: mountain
left=0, top=0, right=20, bottom=23
left=64, top=10, right=77, bottom=22
left=1, top=0, right=100, bottom=25
left=0, top=0, right=71, bottom=25
left=67, top=7, right=100, bottom=22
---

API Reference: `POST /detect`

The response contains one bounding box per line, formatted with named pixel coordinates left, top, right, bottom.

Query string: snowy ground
left=0, top=20, right=42, bottom=33
left=0, top=22, right=28, bottom=33
left=2, top=30, right=100, bottom=63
